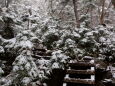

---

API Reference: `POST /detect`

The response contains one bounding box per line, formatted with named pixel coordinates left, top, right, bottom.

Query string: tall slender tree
left=100, top=0, right=106, bottom=25
left=73, top=0, right=80, bottom=28
left=5, top=0, right=11, bottom=8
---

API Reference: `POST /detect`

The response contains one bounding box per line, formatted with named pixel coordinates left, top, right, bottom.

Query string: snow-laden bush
left=12, top=50, right=40, bottom=85
left=38, top=18, right=115, bottom=60
left=1, top=30, right=41, bottom=54
left=51, top=50, right=70, bottom=69
left=0, top=30, right=44, bottom=85
left=34, top=50, right=70, bottom=83
left=0, top=4, right=49, bottom=85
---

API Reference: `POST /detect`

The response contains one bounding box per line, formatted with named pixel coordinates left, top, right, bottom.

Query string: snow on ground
left=0, top=67, right=4, bottom=75
left=0, top=46, right=4, bottom=53
left=65, top=74, right=69, bottom=78
left=63, top=83, right=67, bottom=86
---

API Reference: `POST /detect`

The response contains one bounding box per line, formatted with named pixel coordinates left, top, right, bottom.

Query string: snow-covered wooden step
left=64, top=78, right=95, bottom=84
left=32, top=48, right=47, bottom=52
left=32, top=54, right=51, bottom=60
left=66, top=69, right=95, bottom=75
left=63, top=83, right=67, bottom=86
left=68, top=62, right=95, bottom=67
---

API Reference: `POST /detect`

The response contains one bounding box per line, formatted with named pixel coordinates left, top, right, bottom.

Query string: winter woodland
left=0, top=0, right=115, bottom=86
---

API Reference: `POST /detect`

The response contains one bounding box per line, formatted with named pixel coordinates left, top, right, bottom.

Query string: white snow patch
left=103, top=79, right=112, bottom=82
left=81, top=38, right=87, bottom=42
left=99, top=37, right=106, bottom=42
left=65, top=74, right=69, bottom=78
left=19, top=40, right=33, bottom=49
left=85, top=32, right=93, bottom=36
left=0, top=67, right=4, bottom=74
left=73, top=32, right=81, bottom=38
left=90, top=60, right=94, bottom=64
left=22, top=77, right=31, bottom=84
left=13, top=66, right=19, bottom=72
left=4, top=38, right=16, bottom=48
left=91, top=67, right=95, bottom=71
left=63, top=83, right=67, bottom=86
left=91, top=75, right=95, bottom=80
left=52, top=62, right=59, bottom=69
left=0, top=46, right=4, bottom=53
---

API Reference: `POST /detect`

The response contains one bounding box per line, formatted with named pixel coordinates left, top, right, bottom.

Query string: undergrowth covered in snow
left=0, top=0, right=115, bottom=86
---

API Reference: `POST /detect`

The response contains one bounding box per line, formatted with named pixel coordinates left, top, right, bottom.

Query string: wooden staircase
left=31, top=45, right=95, bottom=86
left=32, top=48, right=52, bottom=60
left=63, top=58, right=95, bottom=86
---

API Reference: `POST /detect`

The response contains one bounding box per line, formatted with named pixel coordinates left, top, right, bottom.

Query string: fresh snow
left=65, top=74, right=69, bottom=78
left=0, top=67, right=4, bottom=74
left=52, top=62, right=59, bottom=69
left=0, top=46, right=4, bottom=53
left=63, top=83, right=67, bottom=86
left=0, top=0, right=115, bottom=85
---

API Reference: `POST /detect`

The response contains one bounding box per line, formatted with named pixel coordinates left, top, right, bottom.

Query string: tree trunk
left=27, top=9, right=32, bottom=30
left=5, top=0, right=11, bottom=8
left=100, top=0, right=105, bottom=25
left=48, top=0, right=53, bottom=16
left=73, top=0, right=80, bottom=28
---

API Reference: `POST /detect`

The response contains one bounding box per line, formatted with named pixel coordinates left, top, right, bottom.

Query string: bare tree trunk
left=89, top=0, right=94, bottom=28
left=27, top=9, right=32, bottom=30
left=73, top=0, right=80, bottom=28
left=5, top=0, right=11, bottom=8
left=90, top=9, right=93, bottom=28
left=48, top=0, right=53, bottom=16
left=100, top=0, right=106, bottom=25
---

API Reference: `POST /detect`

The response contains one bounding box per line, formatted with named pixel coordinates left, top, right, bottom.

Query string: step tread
left=32, top=54, right=51, bottom=60
left=68, top=62, right=95, bottom=67
left=66, top=69, right=95, bottom=75
left=64, top=78, right=95, bottom=84
left=32, top=48, right=47, bottom=52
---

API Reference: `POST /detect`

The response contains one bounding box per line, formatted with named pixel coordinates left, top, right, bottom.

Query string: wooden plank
left=68, top=62, right=95, bottom=67
left=35, top=52, right=46, bottom=56
left=66, top=69, right=95, bottom=75
left=64, top=78, right=95, bottom=84
left=32, top=48, right=47, bottom=52
left=32, top=54, right=51, bottom=60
